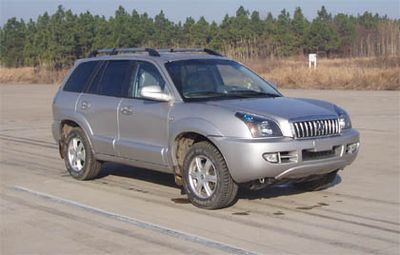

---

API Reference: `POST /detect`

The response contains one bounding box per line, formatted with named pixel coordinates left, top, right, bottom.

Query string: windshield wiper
left=226, top=90, right=281, bottom=98
left=184, top=91, right=228, bottom=98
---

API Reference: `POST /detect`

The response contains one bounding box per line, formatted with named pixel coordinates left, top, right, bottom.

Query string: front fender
left=168, top=117, right=223, bottom=166
left=170, top=117, right=223, bottom=138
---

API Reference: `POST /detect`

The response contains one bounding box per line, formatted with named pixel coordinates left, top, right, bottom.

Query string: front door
left=117, top=61, right=171, bottom=166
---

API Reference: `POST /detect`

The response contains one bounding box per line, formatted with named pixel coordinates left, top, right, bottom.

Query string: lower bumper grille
left=292, top=119, right=340, bottom=139
left=302, top=146, right=342, bottom=161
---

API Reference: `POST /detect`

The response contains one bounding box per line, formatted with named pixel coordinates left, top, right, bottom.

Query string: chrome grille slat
left=335, top=119, right=339, bottom=133
left=299, top=122, right=303, bottom=137
left=327, top=120, right=330, bottom=134
left=324, top=120, right=328, bottom=135
left=292, top=118, right=340, bottom=139
left=313, top=121, right=317, bottom=137
left=299, top=122, right=304, bottom=138
left=334, top=120, right=337, bottom=133
left=304, top=121, right=309, bottom=137
left=320, top=120, right=324, bottom=136
left=294, top=123, right=299, bottom=137
left=328, top=119, right=332, bottom=134
left=333, top=119, right=337, bottom=134
left=317, top=120, right=323, bottom=136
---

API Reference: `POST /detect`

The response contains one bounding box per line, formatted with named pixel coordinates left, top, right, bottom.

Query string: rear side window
left=63, top=61, right=98, bottom=92
left=89, top=60, right=132, bottom=97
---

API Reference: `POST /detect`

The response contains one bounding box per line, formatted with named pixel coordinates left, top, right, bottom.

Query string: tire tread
left=183, top=141, right=238, bottom=209
left=64, top=127, right=101, bottom=181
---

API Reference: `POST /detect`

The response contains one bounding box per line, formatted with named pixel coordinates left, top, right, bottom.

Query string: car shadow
left=96, top=163, right=342, bottom=202
left=238, top=174, right=342, bottom=200
left=97, top=162, right=179, bottom=189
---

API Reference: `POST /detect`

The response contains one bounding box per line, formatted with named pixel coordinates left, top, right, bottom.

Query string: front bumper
left=211, top=129, right=360, bottom=183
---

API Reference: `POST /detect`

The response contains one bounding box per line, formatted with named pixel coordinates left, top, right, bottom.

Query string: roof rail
left=158, top=48, right=223, bottom=56
left=88, top=48, right=160, bottom=58
left=87, top=47, right=223, bottom=58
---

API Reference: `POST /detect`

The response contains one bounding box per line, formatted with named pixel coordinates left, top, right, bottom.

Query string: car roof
left=77, top=53, right=228, bottom=64
left=75, top=48, right=231, bottom=65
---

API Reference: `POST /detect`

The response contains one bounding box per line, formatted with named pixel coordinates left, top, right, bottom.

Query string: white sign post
left=309, top=53, right=317, bottom=70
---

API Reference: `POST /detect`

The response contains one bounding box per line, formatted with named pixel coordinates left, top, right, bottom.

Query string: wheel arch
left=59, top=119, right=95, bottom=159
left=171, top=131, right=226, bottom=186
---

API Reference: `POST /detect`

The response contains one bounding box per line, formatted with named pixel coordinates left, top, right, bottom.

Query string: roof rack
left=158, top=48, right=224, bottom=57
left=87, top=47, right=223, bottom=58
left=88, top=48, right=160, bottom=58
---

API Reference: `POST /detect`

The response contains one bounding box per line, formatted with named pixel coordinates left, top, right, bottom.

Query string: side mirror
left=140, top=86, right=171, bottom=102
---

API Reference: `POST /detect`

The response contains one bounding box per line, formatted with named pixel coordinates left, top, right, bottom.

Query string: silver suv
left=52, top=48, right=360, bottom=209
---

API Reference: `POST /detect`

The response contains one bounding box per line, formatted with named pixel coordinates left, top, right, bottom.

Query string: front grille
left=292, top=119, right=340, bottom=139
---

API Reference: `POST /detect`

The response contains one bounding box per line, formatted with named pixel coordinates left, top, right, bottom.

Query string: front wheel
left=63, top=127, right=102, bottom=180
left=182, top=141, right=238, bottom=209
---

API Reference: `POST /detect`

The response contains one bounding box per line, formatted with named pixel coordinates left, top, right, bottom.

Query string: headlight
left=235, top=112, right=282, bottom=138
left=335, top=106, right=352, bottom=130
left=339, top=114, right=352, bottom=130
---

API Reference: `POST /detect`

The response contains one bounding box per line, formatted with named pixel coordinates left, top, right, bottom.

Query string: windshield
left=165, top=59, right=281, bottom=101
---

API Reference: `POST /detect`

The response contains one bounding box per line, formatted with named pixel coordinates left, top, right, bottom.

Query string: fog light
left=263, top=153, right=279, bottom=163
left=346, top=142, right=359, bottom=154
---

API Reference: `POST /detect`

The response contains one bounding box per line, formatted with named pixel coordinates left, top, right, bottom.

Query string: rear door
left=77, top=60, right=134, bottom=156
left=117, top=61, right=171, bottom=166
left=53, top=61, right=99, bottom=141
left=56, top=60, right=99, bottom=119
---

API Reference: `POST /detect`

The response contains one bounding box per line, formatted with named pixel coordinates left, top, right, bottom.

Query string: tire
left=293, top=170, right=338, bottom=191
left=63, top=127, right=102, bottom=180
left=182, top=141, right=238, bottom=209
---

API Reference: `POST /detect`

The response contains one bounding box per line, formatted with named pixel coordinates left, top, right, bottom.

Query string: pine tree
left=0, top=18, right=26, bottom=67
left=306, top=6, right=340, bottom=56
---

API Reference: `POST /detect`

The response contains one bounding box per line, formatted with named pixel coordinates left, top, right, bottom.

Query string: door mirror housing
left=140, top=86, right=171, bottom=101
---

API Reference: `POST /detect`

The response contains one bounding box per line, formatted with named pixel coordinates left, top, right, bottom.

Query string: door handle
left=81, top=101, right=91, bottom=110
left=120, top=106, right=133, bottom=115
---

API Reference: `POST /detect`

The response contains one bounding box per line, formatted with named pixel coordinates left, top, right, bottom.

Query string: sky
left=0, top=0, right=399, bottom=26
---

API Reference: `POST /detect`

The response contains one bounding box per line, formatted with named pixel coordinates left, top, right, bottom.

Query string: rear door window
left=87, top=60, right=133, bottom=97
left=63, top=61, right=99, bottom=92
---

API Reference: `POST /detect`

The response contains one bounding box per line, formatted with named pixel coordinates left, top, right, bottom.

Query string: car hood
left=204, top=97, right=338, bottom=121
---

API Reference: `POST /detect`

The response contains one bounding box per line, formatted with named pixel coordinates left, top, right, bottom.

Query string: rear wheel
left=293, top=170, right=338, bottom=191
left=182, top=141, right=238, bottom=209
left=63, top=127, right=102, bottom=180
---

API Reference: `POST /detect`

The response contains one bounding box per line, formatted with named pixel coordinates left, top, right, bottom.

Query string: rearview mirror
left=140, top=86, right=171, bottom=101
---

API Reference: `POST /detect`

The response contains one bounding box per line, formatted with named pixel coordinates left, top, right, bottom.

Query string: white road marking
left=13, top=186, right=257, bottom=255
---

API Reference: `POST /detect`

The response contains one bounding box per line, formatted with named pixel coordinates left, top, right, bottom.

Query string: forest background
left=0, top=5, right=399, bottom=89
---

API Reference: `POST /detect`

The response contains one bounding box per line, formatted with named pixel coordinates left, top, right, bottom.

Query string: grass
left=245, top=56, right=400, bottom=90
left=0, top=56, right=399, bottom=90
left=0, top=67, right=68, bottom=85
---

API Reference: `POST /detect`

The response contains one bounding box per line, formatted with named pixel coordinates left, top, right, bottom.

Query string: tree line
left=0, top=5, right=399, bottom=68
